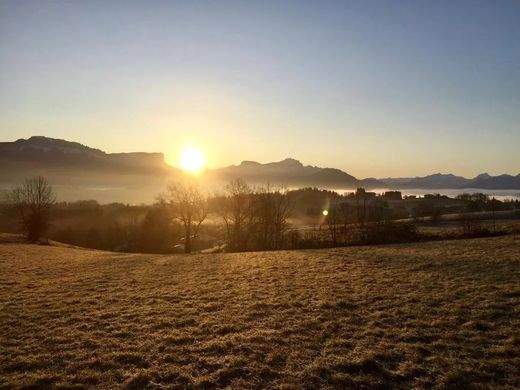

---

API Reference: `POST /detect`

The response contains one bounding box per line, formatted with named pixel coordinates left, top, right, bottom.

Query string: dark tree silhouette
left=325, top=205, right=340, bottom=245
left=355, top=188, right=368, bottom=242
left=216, top=179, right=255, bottom=251
left=163, top=179, right=208, bottom=253
left=338, top=202, right=354, bottom=230
left=8, top=176, right=56, bottom=242
left=256, top=185, right=292, bottom=250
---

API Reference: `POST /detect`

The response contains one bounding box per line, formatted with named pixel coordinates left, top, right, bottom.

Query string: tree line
left=160, top=178, right=293, bottom=252
left=4, top=176, right=293, bottom=253
left=4, top=176, right=519, bottom=252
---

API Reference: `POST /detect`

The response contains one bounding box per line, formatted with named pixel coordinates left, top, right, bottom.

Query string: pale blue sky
left=1, top=0, right=519, bottom=177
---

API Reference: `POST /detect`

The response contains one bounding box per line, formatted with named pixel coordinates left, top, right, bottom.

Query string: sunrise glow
left=180, top=147, right=206, bottom=174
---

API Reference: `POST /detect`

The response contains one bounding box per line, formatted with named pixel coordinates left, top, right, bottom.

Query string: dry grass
left=0, top=235, right=519, bottom=389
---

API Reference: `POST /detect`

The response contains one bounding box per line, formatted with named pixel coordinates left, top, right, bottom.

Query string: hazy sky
left=1, top=0, right=519, bottom=178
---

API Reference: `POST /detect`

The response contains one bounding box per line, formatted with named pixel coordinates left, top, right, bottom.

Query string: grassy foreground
left=0, top=236, right=519, bottom=389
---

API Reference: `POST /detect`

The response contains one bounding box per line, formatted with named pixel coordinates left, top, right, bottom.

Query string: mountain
left=380, top=173, right=472, bottom=189
left=472, top=173, right=492, bottom=181
left=466, top=174, right=520, bottom=189
left=0, top=136, right=173, bottom=175
left=1, top=136, right=519, bottom=203
left=379, top=172, right=520, bottom=190
left=0, top=136, right=178, bottom=203
left=206, top=158, right=384, bottom=189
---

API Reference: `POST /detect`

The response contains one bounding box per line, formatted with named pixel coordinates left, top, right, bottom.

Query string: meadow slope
left=0, top=236, right=519, bottom=389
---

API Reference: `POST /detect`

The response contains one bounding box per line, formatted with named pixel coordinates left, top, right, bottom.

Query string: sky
left=0, top=0, right=519, bottom=178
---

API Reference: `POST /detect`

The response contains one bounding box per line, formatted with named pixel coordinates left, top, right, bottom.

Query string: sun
left=180, top=147, right=206, bottom=174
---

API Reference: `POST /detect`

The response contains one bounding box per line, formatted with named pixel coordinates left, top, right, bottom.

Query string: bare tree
left=162, top=179, right=208, bottom=253
left=459, top=212, right=479, bottom=236
left=325, top=205, right=340, bottom=245
left=355, top=188, right=368, bottom=242
left=217, top=179, right=255, bottom=251
left=271, top=188, right=292, bottom=249
left=338, top=202, right=353, bottom=230
left=256, top=185, right=293, bottom=250
left=489, top=197, right=500, bottom=233
left=8, top=176, right=56, bottom=242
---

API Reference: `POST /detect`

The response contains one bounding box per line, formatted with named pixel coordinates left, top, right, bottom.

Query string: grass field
left=1, top=235, right=519, bottom=389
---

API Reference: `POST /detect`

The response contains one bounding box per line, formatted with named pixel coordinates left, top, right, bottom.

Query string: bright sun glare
left=180, top=147, right=206, bottom=174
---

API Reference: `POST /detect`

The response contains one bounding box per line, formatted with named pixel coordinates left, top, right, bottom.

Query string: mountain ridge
left=1, top=136, right=519, bottom=190
left=0, top=136, right=173, bottom=175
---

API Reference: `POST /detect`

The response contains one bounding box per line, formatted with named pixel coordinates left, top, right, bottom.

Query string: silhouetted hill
left=0, top=136, right=172, bottom=174
left=207, top=158, right=384, bottom=188
left=1, top=137, right=518, bottom=203
left=467, top=174, right=520, bottom=189
left=380, top=173, right=471, bottom=189
left=0, top=136, right=179, bottom=203
left=379, top=172, right=520, bottom=189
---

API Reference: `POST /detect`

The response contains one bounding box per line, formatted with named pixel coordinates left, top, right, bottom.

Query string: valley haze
left=1, top=136, right=519, bottom=203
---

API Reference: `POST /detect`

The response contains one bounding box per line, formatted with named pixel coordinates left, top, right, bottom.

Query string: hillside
left=1, top=138, right=379, bottom=191
left=2, top=137, right=519, bottom=202
left=0, top=136, right=174, bottom=175
left=1, top=236, right=519, bottom=388
left=380, top=173, right=520, bottom=190
left=467, top=174, right=520, bottom=190
left=203, top=158, right=383, bottom=189
left=0, top=137, right=181, bottom=203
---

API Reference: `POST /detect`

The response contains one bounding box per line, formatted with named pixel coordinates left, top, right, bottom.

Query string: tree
left=355, top=188, right=368, bottom=242
left=488, top=197, right=501, bottom=233
left=136, top=201, right=182, bottom=253
left=271, top=188, right=292, bottom=249
left=367, top=198, right=390, bottom=223
left=8, top=176, right=56, bottom=242
left=216, top=179, right=255, bottom=251
left=256, top=185, right=292, bottom=250
left=162, top=179, right=208, bottom=253
left=355, top=188, right=367, bottom=225
left=325, top=204, right=340, bottom=245
left=338, top=202, right=354, bottom=230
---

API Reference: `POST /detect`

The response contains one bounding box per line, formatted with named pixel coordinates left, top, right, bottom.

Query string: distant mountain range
left=379, top=172, right=520, bottom=190
left=211, top=160, right=520, bottom=190
left=1, top=137, right=519, bottom=202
